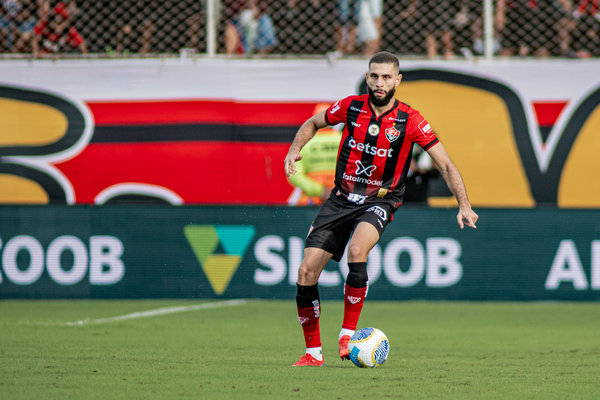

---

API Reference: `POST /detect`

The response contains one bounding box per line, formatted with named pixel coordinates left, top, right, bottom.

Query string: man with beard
left=284, top=51, right=478, bottom=367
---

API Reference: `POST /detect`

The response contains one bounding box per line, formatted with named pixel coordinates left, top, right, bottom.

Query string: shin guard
left=342, top=262, right=368, bottom=331
left=296, top=284, right=321, bottom=348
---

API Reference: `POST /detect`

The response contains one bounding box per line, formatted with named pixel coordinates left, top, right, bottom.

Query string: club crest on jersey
left=368, top=124, right=380, bottom=136
left=385, top=126, right=401, bottom=142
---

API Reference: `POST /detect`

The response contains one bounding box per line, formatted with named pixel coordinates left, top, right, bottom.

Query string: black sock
left=346, top=262, right=368, bottom=288
left=296, top=283, right=320, bottom=308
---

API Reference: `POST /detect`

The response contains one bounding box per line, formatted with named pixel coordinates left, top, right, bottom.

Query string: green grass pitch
left=1, top=300, right=599, bottom=399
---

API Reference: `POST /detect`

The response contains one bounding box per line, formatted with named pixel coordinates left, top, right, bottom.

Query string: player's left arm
left=426, top=143, right=479, bottom=229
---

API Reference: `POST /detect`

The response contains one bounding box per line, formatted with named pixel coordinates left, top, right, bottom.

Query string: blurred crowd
left=1, top=0, right=598, bottom=58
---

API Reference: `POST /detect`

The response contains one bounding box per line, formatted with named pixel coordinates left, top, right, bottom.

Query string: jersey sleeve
left=324, top=98, right=348, bottom=126
left=406, top=111, right=439, bottom=150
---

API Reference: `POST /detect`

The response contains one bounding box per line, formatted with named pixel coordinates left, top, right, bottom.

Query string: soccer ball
left=348, top=327, right=389, bottom=368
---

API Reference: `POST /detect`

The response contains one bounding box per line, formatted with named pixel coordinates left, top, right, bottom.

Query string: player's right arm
left=284, top=111, right=329, bottom=179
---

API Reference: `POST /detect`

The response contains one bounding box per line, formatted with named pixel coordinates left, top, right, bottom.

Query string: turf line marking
left=64, top=299, right=247, bottom=326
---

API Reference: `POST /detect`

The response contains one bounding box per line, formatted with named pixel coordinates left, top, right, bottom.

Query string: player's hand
left=457, top=207, right=478, bottom=229
left=284, top=150, right=302, bottom=179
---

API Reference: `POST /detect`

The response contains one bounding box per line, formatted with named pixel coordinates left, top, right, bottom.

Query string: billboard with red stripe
left=1, top=58, right=600, bottom=207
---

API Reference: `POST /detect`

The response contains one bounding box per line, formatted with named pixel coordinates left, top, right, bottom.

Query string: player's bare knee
left=297, top=264, right=319, bottom=286
left=347, top=244, right=368, bottom=263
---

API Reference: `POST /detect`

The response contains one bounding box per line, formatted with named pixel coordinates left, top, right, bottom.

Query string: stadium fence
left=1, top=0, right=598, bottom=59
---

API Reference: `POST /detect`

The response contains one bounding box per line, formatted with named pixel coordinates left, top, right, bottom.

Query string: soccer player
left=284, top=51, right=478, bottom=367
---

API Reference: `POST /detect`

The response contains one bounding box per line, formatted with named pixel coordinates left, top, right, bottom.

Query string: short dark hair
left=368, top=51, right=399, bottom=71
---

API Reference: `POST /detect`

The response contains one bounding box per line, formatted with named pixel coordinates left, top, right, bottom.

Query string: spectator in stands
left=110, top=19, right=153, bottom=55
left=32, top=1, right=86, bottom=57
left=552, top=0, right=577, bottom=57
left=571, top=0, right=600, bottom=57
left=398, top=0, right=457, bottom=59
left=466, top=0, right=506, bottom=56
left=11, top=0, right=37, bottom=52
left=140, top=18, right=153, bottom=55
left=223, top=0, right=278, bottom=55
left=502, top=0, right=574, bottom=57
left=334, top=0, right=360, bottom=54
left=186, top=12, right=202, bottom=52
left=287, top=0, right=321, bottom=8
left=421, top=0, right=457, bottom=59
left=357, top=0, right=382, bottom=56
left=0, top=0, right=37, bottom=52
left=280, top=0, right=334, bottom=55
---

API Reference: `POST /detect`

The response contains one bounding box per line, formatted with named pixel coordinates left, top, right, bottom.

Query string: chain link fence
left=0, top=1, right=598, bottom=58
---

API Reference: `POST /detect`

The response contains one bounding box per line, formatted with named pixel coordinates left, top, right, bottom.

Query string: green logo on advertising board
left=183, top=225, right=255, bottom=295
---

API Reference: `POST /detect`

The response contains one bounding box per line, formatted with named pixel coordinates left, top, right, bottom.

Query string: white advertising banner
left=1, top=58, right=599, bottom=102
left=1, top=58, right=600, bottom=208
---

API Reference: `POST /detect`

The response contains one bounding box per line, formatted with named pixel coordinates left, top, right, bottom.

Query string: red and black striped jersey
left=324, top=94, right=439, bottom=210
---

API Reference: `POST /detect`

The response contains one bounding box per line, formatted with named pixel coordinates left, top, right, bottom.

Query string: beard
left=368, top=85, right=396, bottom=108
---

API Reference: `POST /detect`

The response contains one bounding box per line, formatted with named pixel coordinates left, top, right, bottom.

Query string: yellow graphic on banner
left=398, top=80, right=535, bottom=208
left=0, top=98, right=68, bottom=146
left=559, top=103, right=600, bottom=207
left=0, top=174, right=49, bottom=204
left=0, top=86, right=87, bottom=205
left=183, top=225, right=255, bottom=295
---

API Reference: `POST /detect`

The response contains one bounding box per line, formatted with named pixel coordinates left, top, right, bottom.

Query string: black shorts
left=305, top=198, right=393, bottom=262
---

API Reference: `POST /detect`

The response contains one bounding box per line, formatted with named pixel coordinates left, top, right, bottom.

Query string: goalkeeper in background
left=287, top=104, right=342, bottom=206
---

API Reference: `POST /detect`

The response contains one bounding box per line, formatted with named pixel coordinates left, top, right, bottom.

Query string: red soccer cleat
left=339, top=335, right=351, bottom=360
left=291, top=354, right=325, bottom=367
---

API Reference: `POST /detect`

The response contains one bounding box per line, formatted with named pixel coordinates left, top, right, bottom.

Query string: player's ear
left=396, top=74, right=402, bottom=87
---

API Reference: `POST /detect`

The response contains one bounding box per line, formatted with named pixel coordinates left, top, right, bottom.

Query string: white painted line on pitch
left=64, top=299, right=247, bottom=326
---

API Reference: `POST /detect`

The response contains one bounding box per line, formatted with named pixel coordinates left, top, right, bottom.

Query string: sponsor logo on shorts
left=366, top=205, right=388, bottom=221
left=347, top=193, right=367, bottom=205
left=355, top=160, right=376, bottom=176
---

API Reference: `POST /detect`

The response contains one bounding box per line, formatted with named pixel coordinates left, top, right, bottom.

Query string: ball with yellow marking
left=348, top=327, right=389, bottom=368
